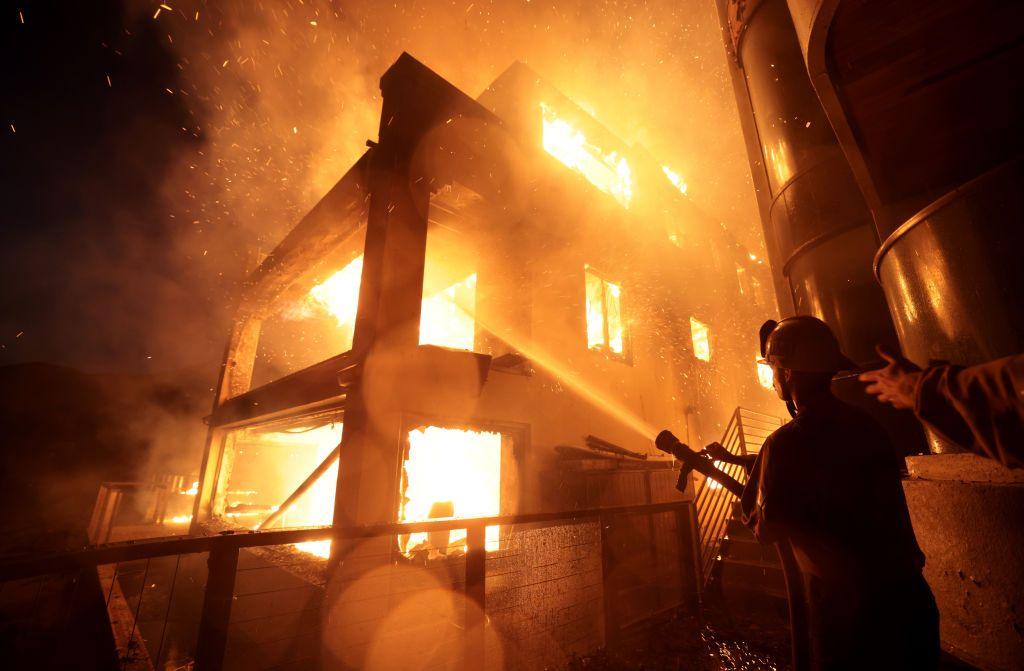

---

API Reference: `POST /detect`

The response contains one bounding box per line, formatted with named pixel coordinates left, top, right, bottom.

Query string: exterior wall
left=485, top=522, right=604, bottom=670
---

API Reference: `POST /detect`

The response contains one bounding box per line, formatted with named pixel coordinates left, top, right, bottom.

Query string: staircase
left=713, top=500, right=787, bottom=604
left=693, top=408, right=786, bottom=603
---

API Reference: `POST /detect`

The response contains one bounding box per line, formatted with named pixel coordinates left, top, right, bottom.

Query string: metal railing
left=0, top=500, right=696, bottom=671
left=693, top=407, right=784, bottom=583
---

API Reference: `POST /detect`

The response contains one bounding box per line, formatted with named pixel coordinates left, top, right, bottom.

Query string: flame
left=168, top=514, right=192, bottom=525
left=181, top=480, right=199, bottom=496
left=306, top=257, right=476, bottom=351
left=540, top=103, right=632, bottom=208
left=690, top=317, right=711, bottom=362
left=662, top=165, right=688, bottom=195
left=308, top=256, right=364, bottom=328
left=294, top=540, right=332, bottom=559
left=399, top=427, right=502, bottom=557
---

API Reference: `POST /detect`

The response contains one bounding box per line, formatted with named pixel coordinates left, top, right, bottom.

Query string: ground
left=564, top=599, right=790, bottom=671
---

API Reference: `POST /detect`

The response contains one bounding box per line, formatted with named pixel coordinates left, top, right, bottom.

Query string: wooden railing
left=693, top=407, right=784, bottom=583
left=0, top=500, right=696, bottom=671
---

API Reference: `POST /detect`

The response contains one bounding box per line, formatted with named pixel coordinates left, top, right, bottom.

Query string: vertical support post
left=464, top=523, right=487, bottom=671
left=599, top=514, right=619, bottom=648
left=195, top=545, right=239, bottom=671
left=103, top=489, right=123, bottom=544
left=677, top=504, right=703, bottom=611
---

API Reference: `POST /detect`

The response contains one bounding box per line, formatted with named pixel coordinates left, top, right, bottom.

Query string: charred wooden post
left=194, top=545, right=239, bottom=671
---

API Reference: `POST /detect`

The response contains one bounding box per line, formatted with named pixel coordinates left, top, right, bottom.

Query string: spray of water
left=474, top=313, right=661, bottom=441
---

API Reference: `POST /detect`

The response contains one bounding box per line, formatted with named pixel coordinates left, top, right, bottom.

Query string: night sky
left=1, top=2, right=240, bottom=375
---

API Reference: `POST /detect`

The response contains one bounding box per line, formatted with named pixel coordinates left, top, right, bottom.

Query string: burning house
left=178, top=54, right=777, bottom=669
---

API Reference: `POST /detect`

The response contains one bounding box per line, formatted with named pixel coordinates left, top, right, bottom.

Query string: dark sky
left=1, top=2, right=245, bottom=375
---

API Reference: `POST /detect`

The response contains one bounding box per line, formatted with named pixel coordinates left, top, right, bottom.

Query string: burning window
left=398, top=426, right=503, bottom=557
left=307, top=255, right=364, bottom=338
left=690, top=317, right=711, bottom=362
left=757, top=356, right=774, bottom=390
left=540, top=103, right=632, bottom=208
left=305, top=257, right=478, bottom=351
left=662, top=165, right=688, bottom=196
left=419, top=274, right=477, bottom=350
left=585, top=266, right=625, bottom=356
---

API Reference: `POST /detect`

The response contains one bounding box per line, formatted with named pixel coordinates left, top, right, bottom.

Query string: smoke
left=133, top=0, right=763, bottom=284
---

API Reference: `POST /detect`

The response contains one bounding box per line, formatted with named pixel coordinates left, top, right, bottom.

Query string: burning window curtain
left=585, top=266, right=625, bottom=356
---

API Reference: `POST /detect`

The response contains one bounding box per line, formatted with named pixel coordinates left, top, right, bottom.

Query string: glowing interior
left=585, top=266, right=624, bottom=355
left=690, top=317, right=711, bottom=362
left=306, top=256, right=476, bottom=351
left=399, top=426, right=502, bottom=557
left=540, top=103, right=632, bottom=208
left=221, top=422, right=342, bottom=558
left=419, top=274, right=477, bottom=350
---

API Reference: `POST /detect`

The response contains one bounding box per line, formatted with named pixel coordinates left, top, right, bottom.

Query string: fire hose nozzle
left=655, top=429, right=681, bottom=455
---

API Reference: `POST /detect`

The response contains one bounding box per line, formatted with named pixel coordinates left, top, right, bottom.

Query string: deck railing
left=0, top=500, right=697, bottom=671
left=693, top=407, right=784, bottom=583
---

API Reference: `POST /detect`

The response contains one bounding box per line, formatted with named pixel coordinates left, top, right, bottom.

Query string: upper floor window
left=585, top=265, right=626, bottom=358
left=690, top=317, right=711, bottom=362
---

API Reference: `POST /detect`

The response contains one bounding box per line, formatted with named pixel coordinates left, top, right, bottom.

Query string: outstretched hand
left=702, top=441, right=732, bottom=462
left=858, top=345, right=922, bottom=409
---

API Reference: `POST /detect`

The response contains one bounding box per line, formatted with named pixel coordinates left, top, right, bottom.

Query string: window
left=419, top=274, right=477, bottom=351
left=585, top=266, right=625, bottom=357
left=757, top=355, right=774, bottom=389
left=690, top=317, right=711, bottom=362
left=399, top=426, right=505, bottom=557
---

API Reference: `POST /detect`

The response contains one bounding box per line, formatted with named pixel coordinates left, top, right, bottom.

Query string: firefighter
left=859, top=347, right=1024, bottom=469
left=661, top=317, right=940, bottom=670
left=748, top=317, right=939, bottom=670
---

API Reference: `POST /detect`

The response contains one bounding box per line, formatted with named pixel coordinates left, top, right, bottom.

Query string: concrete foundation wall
left=904, top=455, right=1024, bottom=671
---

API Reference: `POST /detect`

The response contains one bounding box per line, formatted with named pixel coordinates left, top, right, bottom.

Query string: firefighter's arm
left=916, top=354, right=1024, bottom=469
left=741, top=440, right=795, bottom=543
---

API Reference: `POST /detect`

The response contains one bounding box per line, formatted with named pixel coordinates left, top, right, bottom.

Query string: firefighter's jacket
left=915, top=353, right=1024, bottom=469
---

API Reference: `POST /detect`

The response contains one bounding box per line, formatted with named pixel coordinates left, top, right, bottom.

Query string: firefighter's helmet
left=758, top=316, right=855, bottom=373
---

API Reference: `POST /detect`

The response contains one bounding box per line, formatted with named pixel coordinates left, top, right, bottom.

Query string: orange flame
left=399, top=426, right=502, bottom=557
left=540, top=103, right=632, bottom=208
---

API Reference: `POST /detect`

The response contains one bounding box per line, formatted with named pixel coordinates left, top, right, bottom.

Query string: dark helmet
left=758, top=316, right=855, bottom=373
